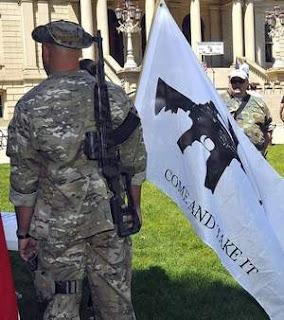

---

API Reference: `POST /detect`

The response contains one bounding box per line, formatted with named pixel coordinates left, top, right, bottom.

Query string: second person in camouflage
left=222, top=69, right=273, bottom=155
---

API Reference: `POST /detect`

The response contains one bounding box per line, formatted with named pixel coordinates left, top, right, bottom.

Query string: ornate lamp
left=115, top=0, right=142, bottom=69
left=265, top=5, right=284, bottom=69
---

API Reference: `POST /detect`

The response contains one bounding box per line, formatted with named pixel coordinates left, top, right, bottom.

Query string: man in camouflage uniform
left=7, top=20, right=146, bottom=320
left=222, top=69, right=273, bottom=155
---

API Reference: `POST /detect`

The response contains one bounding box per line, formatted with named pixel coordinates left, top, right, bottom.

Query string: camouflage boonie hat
left=32, top=20, right=94, bottom=49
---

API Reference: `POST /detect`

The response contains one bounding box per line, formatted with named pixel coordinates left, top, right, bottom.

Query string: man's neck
left=49, top=66, right=80, bottom=76
left=231, top=91, right=247, bottom=99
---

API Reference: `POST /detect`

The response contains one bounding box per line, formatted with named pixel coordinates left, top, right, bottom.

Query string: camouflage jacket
left=222, top=92, right=272, bottom=151
left=7, top=70, right=146, bottom=241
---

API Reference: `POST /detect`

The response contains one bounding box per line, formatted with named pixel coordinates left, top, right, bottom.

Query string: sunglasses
left=230, top=78, right=245, bottom=85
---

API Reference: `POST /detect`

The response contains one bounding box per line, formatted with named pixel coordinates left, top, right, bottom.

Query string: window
left=265, top=23, right=273, bottom=63
left=182, top=15, right=205, bottom=45
left=108, top=9, right=124, bottom=67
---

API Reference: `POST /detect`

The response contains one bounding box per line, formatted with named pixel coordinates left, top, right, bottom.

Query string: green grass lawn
left=1, top=145, right=283, bottom=319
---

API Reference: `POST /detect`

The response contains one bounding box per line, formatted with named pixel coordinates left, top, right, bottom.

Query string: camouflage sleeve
left=121, top=122, right=147, bottom=186
left=109, top=86, right=146, bottom=186
left=6, top=104, right=40, bottom=207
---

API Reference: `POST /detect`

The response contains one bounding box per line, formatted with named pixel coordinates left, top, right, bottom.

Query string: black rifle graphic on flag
left=155, top=78, right=244, bottom=193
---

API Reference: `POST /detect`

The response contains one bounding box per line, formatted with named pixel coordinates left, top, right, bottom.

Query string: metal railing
left=235, top=57, right=284, bottom=94
left=237, top=57, right=269, bottom=84
left=104, top=55, right=123, bottom=85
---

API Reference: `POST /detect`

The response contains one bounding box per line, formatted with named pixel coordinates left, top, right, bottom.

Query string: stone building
left=0, top=0, right=283, bottom=126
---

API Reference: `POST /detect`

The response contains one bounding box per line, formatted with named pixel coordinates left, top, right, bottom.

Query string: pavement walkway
left=272, top=124, right=284, bottom=144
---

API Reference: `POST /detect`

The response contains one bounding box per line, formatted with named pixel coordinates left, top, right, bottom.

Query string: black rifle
left=84, top=31, right=141, bottom=237
left=155, top=78, right=244, bottom=193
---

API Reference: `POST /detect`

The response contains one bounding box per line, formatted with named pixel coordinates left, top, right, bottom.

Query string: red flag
left=0, top=214, right=18, bottom=320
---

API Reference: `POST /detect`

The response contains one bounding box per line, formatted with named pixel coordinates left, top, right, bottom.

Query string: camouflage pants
left=34, top=229, right=136, bottom=320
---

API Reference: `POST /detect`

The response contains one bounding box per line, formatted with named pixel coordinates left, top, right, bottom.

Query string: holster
left=34, top=270, right=55, bottom=301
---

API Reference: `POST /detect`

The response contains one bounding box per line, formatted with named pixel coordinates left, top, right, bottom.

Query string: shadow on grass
left=11, top=253, right=268, bottom=320
left=132, top=266, right=269, bottom=320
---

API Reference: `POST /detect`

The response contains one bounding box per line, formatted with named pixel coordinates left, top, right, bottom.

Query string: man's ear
left=42, top=43, right=50, bottom=61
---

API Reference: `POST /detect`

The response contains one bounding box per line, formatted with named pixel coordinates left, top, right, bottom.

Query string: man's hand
left=15, top=206, right=36, bottom=260
left=135, top=207, right=142, bottom=226
left=130, top=185, right=143, bottom=227
left=18, top=237, right=37, bottom=262
left=123, top=207, right=142, bottom=229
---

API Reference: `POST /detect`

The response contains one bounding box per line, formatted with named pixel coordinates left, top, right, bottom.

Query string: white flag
left=135, top=2, right=284, bottom=319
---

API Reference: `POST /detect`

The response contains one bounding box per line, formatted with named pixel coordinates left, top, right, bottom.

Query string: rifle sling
left=110, top=111, right=140, bottom=147
left=233, top=94, right=250, bottom=120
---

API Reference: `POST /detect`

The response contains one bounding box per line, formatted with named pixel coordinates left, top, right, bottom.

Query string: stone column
left=190, top=0, right=202, bottom=61
left=21, top=0, right=37, bottom=69
left=37, top=1, right=49, bottom=25
left=145, top=0, right=155, bottom=39
left=96, top=0, right=110, bottom=55
left=80, top=0, right=95, bottom=59
left=232, top=0, right=244, bottom=63
left=36, top=1, right=49, bottom=68
left=244, top=0, right=255, bottom=62
left=209, top=5, right=222, bottom=66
